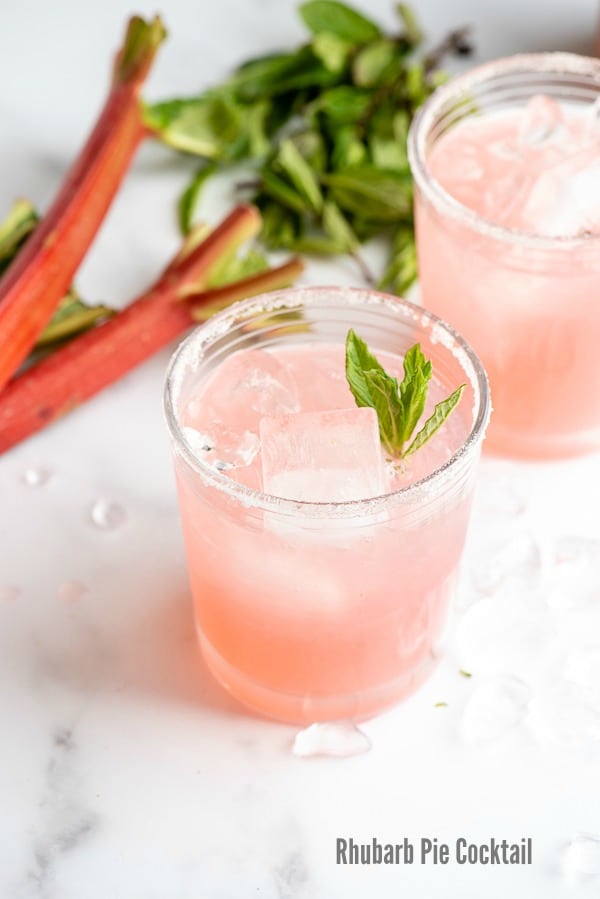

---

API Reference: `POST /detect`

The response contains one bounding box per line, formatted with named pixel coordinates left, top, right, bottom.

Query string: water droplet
left=0, top=585, right=21, bottom=602
left=546, top=537, right=600, bottom=610
left=563, top=833, right=600, bottom=876
left=292, top=722, right=371, bottom=758
left=21, top=466, right=52, bottom=487
left=461, top=676, right=530, bottom=743
left=57, top=580, right=87, bottom=603
left=90, top=499, right=127, bottom=531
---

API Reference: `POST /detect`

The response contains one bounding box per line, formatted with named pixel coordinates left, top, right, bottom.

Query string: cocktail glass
left=408, top=53, right=600, bottom=458
left=164, top=287, right=489, bottom=723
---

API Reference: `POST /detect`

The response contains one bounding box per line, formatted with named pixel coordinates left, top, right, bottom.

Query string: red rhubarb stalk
left=0, top=206, right=303, bottom=452
left=0, top=16, right=166, bottom=392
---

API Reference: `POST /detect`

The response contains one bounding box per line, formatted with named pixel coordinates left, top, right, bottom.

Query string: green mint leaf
left=311, top=32, right=353, bottom=73
left=323, top=166, right=412, bottom=221
left=277, top=139, right=324, bottom=213
left=396, top=3, right=423, bottom=45
left=345, top=328, right=385, bottom=408
left=369, top=136, right=407, bottom=171
left=331, top=127, right=367, bottom=169
left=322, top=200, right=358, bottom=252
left=178, top=163, right=217, bottom=235
left=261, top=169, right=311, bottom=214
left=346, top=329, right=465, bottom=459
left=309, top=85, right=372, bottom=126
left=258, top=202, right=300, bottom=249
left=352, top=39, right=396, bottom=87
left=299, top=0, right=381, bottom=44
left=362, top=368, right=404, bottom=456
left=144, top=96, right=243, bottom=158
left=398, top=344, right=432, bottom=443
left=403, top=384, right=465, bottom=458
left=377, top=227, right=417, bottom=295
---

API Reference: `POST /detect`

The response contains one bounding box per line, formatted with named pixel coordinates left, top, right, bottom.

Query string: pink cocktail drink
left=164, top=288, right=489, bottom=723
left=409, top=54, right=600, bottom=458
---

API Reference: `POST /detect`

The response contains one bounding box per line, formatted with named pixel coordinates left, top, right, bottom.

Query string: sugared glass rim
left=408, top=52, right=600, bottom=250
left=163, top=287, right=490, bottom=519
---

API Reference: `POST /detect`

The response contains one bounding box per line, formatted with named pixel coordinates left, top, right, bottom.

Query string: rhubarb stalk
left=0, top=16, right=166, bottom=392
left=0, top=206, right=303, bottom=452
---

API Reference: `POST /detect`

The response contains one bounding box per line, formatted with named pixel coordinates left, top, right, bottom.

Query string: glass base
left=199, top=630, right=438, bottom=725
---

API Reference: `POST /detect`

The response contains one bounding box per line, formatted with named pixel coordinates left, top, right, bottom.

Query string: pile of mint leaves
left=145, top=1, right=471, bottom=294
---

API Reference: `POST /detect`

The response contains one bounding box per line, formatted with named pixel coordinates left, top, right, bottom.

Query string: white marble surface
left=1, top=1, right=600, bottom=896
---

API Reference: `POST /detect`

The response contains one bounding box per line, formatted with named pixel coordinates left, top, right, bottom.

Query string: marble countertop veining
left=1, top=1, right=600, bottom=897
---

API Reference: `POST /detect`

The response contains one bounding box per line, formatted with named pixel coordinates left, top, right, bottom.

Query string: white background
left=1, top=1, right=600, bottom=897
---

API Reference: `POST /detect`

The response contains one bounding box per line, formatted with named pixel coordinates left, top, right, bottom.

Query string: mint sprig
left=345, top=329, right=465, bottom=459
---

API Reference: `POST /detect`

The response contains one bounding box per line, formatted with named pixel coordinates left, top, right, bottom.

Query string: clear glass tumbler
left=164, top=288, right=489, bottom=723
left=408, top=53, right=600, bottom=458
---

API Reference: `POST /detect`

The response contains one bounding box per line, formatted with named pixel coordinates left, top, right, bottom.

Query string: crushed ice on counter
left=57, top=580, right=87, bottom=603
left=461, top=676, right=530, bottom=743
left=469, top=531, right=542, bottom=599
left=563, top=833, right=600, bottom=877
left=457, top=595, right=551, bottom=680
left=0, top=585, right=21, bottom=602
left=528, top=680, right=600, bottom=743
left=293, top=722, right=371, bottom=758
left=260, top=407, right=386, bottom=503
left=21, top=465, right=52, bottom=487
left=89, top=498, right=127, bottom=531
left=546, top=537, right=600, bottom=610
left=183, top=425, right=259, bottom=471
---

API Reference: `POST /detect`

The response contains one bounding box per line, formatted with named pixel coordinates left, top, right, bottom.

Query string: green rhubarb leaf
left=0, top=199, right=38, bottom=275
left=178, top=163, right=217, bottom=235
left=36, top=292, right=113, bottom=348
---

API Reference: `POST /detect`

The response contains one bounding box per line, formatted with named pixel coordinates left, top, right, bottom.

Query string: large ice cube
left=188, top=349, right=300, bottom=434
left=518, top=95, right=564, bottom=146
left=520, top=153, right=600, bottom=237
left=260, top=407, right=386, bottom=502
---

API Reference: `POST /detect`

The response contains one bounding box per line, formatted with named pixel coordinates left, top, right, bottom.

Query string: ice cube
left=461, top=676, right=530, bottom=743
left=518, top=95, right=564, bottom=146
left=529, top=679, right=600, bottom=743
left=195, top=349, right=300, bottom=434
left=183, top=424, right=259, bottom=471
left=292, top=722, right=371, bottom=758
left=546, top=537, right=600, bottom=610
left=520, top=150, right=600, bottom=237
left=260, top=407, right=386, bottom=503
left=563, top=834, right=600, bottom=876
